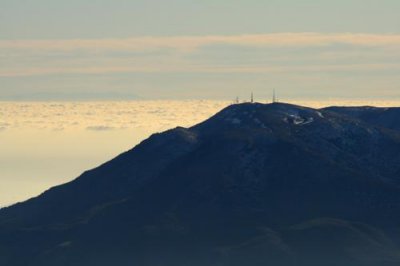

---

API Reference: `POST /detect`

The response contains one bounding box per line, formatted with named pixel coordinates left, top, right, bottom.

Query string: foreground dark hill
left=2, top=102, right=400, bottom=266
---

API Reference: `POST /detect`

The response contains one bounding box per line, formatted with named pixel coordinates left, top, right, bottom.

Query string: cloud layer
left=1, top=33, right=400, bottom=101
left=0, top=101, right=230, bottom=132
left=3, top=33, right=400, bottom=52
left=2, top=33, right=400, bottom=77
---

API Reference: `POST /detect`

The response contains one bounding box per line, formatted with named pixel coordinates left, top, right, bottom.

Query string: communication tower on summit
left=272, top=89, right=277, bottom=103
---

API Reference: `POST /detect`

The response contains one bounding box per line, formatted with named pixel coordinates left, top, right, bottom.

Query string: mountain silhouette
left=1, top=102, right=400, bottom=266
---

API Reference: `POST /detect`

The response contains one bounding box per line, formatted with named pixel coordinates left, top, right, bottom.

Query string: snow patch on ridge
left=316, top=111, right=324, bottom=118
left=284, top=114, right=314, bottom=126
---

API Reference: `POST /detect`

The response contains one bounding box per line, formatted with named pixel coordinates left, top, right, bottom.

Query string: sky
left=1, top=0, right=400, bottom=100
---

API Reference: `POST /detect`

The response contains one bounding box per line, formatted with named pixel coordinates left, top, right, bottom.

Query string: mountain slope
left=324, top=106, right=400, bottom=131
left=1, top=102, right=400, bottom=266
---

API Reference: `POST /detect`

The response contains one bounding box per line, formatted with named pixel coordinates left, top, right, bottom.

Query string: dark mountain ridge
left=323, top=105, right=400, bottom=131
left=1, top=102, right=400, bottom=266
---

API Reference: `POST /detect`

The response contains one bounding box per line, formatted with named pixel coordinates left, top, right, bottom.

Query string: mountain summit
left=1, top=102, right=400, bottom=266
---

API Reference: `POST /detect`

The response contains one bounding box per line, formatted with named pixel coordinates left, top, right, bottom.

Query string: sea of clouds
left=1, top=99, right=399, bottom=133
left=0, top=100, right=230, bottom=133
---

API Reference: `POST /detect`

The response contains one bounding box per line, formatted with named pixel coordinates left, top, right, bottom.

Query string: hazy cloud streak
left=2, top=63, right=400, bottom=78
left=2, top=33, right=400, bottom=53
left=1, top=33, right=400, bottom=99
